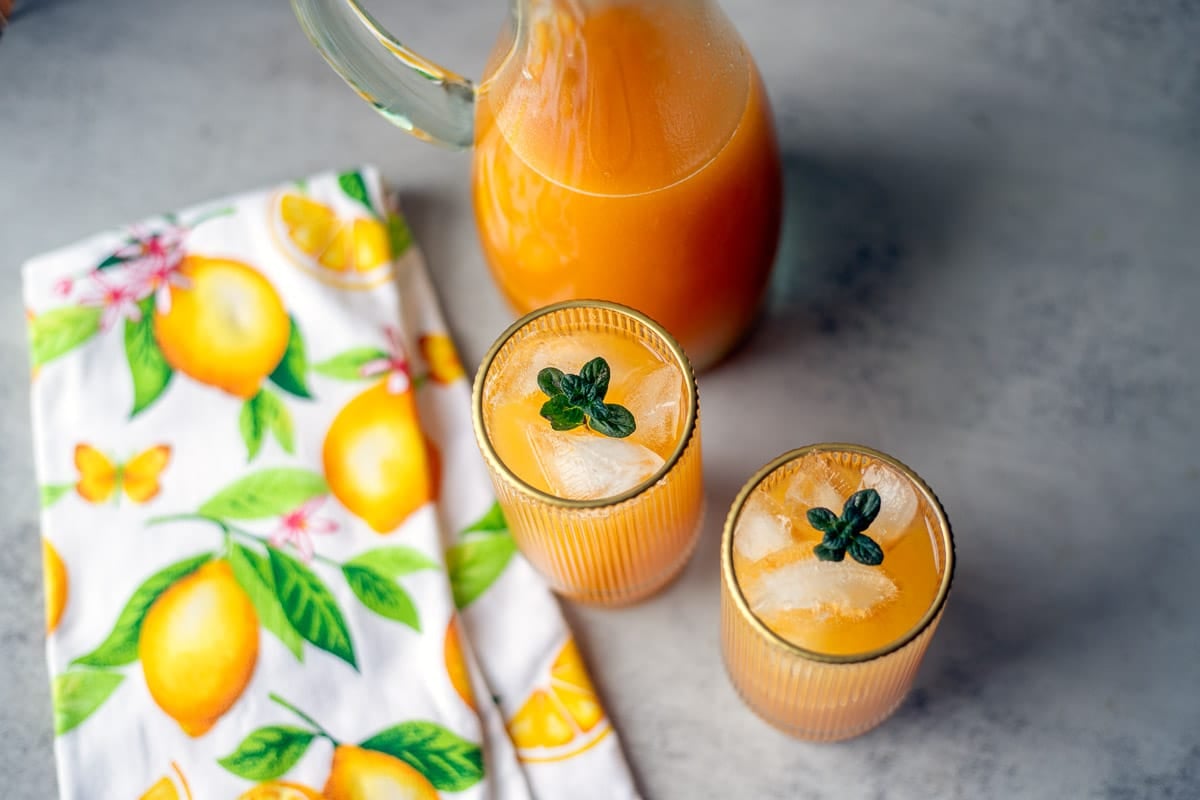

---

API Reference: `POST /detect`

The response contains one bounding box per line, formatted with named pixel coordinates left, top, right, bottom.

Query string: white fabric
left=24, top=167, right=638, bottom=800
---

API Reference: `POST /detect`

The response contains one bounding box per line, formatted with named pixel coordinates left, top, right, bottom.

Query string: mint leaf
left=537, top=367, right=565, bottom=397
left=539, top=395, right=586, bottom=431
left=579, top=357, right=610, bottom=399
left=560, top=373, right=586, bottom=402
left=847, top=533, right=884, bottom=566
left=535, top=356, right=637, bottom=438
left=807, top=489, right=885, bottom=565
left=842, top=489, right=881, bottom=532
left=587, top=402, right=634, bottom=438
left=813, top=541, right=846, bottom=562
left=806, top=507, right=838, bottom=533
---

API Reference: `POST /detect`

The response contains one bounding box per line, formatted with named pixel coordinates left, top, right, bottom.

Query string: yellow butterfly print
left=74, top=444, right=171, bottom=504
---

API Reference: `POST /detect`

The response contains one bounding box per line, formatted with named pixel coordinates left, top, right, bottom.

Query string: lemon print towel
left=23, top=167, right=639, bottom=800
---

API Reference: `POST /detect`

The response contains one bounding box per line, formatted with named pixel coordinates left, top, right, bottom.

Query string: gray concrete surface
left=2, top=1, right=1198, bottom=797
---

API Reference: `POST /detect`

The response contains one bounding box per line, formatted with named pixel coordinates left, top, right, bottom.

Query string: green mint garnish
left=536, top=357, right=636, bottom=438
left=805, top=488, right=885, bottom=566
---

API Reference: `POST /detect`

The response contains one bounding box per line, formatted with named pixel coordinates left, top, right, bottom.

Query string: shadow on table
left=724, top=146, right=980, bottom=367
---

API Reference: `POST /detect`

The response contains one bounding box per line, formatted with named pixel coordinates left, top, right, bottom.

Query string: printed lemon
left=138, top=559, right=260, bottom=737
left=419, top=333, right=465, bottom=384
left=323, top=382, right=439, bottom=533
left=153, top=255, right=290, bottom=399
left=139, top=777, right=180, bottom=800
left=323, top=745, right=438, bottom=800
left=444, top=617, right=476, bottom=711
left=274, top=192, right=393, bottom=290
left=506, top=638, right=609, bottom=762
left=43, top=538, right=68, bottom=633
left=237, top=782, right=323, bottom=800
left=139, top=763, right=191, bottom=800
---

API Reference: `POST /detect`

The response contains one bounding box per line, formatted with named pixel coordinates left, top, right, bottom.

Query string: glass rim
left=471, top=299, right=700, bottom=510
left=721, top=443, right=956, bottom=665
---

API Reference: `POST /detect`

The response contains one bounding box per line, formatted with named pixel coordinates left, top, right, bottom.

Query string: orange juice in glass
left=721, top=444, right=954, bottom=740
left=472, top=301, right=703, bottom=605
left=473, top=0, right=782, bottom=369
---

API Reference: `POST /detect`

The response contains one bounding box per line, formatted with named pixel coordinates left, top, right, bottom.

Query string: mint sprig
left=806, top=488, right=885, bottom=566
left=536, top=357, right=635, bottom=438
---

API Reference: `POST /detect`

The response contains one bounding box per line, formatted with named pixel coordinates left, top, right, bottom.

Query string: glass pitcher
left=292, top=0, right=782, bottom=369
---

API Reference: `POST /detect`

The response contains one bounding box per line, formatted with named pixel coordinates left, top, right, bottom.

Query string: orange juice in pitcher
left=292, top=0, right=782, bottom=368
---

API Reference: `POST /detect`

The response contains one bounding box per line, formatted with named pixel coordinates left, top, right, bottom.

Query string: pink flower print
left=360, top=326, right=412, bottom=394
left=77, top=271, right=143, bottom=331
left=53, top=277, right=74, bottom=297
left=130, top=251, right=191, bottom=314
left=269, top=496, right=338, bottom=562
left=117, top=225, right=191, bottom=313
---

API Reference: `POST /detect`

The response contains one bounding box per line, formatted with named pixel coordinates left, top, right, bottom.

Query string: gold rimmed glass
left=720, top=444, right=955, bottom=740
left=472, top=300, right=704, bottom=606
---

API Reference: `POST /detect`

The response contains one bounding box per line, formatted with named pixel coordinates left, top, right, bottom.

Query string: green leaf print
left=239, top=390, right=295, bottom=461
left=360, top=721, right=484, bottom=792
left=40, top=483, right=74, bottom=509
left=268, top=545, right=357, bottom=669
left=124, top=297, right=173, bottom=417
left=268, top=317, right=313, bottom=399
left=387, top=212, right=412, bottom=258
left=52, top=670, right=124, bottom=735
left=217, top=725, right=315, bottom=780
left=447, top=534, right=517, bottom=610
left=313, top=348, right=389, bottom=381
left=29, top=306, right=103, bottom=367
left=239, top=393, right=268, bottom=461
left=463, top=502, right=508, bottom=535
left=228, top=543, right=304, bottom=661
left=198, top=469, right=327, bottom=520
left=345, top=546, right=439, bottom=578
left=342, top=564, right=420, bottom=631
left=72, top=553, right=212, bottom=667
left=338, top=170, right=376, bottom=217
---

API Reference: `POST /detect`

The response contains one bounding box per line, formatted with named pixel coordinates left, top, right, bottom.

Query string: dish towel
left=24, top=167, right=638, bottom=800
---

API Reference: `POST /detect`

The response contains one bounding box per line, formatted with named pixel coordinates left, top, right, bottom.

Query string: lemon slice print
left=507, top=638, right=611, bottom=763
left=138, top=762, right=192, bottom=800
left=270, top=177, right=397, bottom=291
left=237, top=782, right=323, bottom=800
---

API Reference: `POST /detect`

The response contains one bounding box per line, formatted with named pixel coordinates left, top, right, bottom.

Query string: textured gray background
left=2, top=1, right=1198, bottom=798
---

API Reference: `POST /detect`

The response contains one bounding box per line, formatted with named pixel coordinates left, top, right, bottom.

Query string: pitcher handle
left=291, top=0, right=476, bottom=149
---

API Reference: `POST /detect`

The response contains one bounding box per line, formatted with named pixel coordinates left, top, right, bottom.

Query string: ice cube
left=734, top=492, right=795, bottom=561
left=490, top=335, right=599, bottom=407
left=620, top=362, right=683, bottom=453
left=745, top=558, right=898, bottom=619
left=860, top=463, right=918, bottom=543
left=785, top=458, right=861, bottom=516
left=528, top=427, right=665, bottom=500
